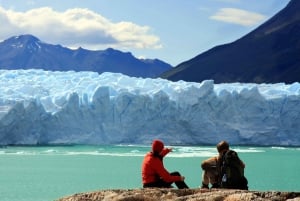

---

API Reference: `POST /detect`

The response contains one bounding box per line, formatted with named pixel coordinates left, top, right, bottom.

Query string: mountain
left=0, top=34, right=172, bottom=78
left=161, top=0, right=300, bottom=84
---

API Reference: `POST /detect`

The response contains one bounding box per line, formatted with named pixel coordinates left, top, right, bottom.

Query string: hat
left=152, top=140, right=164, bottom=153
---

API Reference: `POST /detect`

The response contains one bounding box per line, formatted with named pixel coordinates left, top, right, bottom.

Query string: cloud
left=210, top=8, right=266, bottom=26
left=0, top=6, right=161, bottom=50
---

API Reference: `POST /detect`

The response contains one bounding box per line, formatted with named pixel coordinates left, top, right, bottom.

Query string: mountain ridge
left=161, top=0, right=300, bottom=84
left=0, top=34, right=172, bottom=78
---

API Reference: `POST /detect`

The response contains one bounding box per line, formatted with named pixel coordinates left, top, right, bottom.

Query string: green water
left=0, top=145, right=299, bottom=201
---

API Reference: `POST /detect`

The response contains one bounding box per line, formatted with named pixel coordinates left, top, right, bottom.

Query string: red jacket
left=141, top=152, right=182, bottom=184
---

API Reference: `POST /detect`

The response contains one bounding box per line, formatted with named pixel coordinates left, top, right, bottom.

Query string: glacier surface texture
left=1, top=69, right=300, bottom=146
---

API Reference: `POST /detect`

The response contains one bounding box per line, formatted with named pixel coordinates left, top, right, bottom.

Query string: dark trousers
left=143, top=171, right=189, bottom=189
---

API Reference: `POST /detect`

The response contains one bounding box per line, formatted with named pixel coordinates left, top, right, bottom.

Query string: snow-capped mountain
left=0, top=34, right=172, bottom=78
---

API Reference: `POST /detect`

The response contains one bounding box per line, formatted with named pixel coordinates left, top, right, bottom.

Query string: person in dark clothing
left=141, top=139, right=189, bottom=189
left=200, top=141, right=246, bottom=189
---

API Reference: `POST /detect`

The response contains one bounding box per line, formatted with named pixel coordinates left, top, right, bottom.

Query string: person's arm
left=160, top=148, right=172, bottom=157
left=201, top=156, right=217, bottom=170
left=153, top=158, right=183, bottom=183
left=240, top=159, right=245, bottom=168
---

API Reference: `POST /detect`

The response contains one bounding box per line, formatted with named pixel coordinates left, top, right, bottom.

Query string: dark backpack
left=220, top=150, right=248, bottom=190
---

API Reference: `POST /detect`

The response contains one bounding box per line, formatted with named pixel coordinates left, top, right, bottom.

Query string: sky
left=0, top=0, right=291, bottom=66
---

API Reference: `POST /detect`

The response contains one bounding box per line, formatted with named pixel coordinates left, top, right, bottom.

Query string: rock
left=56, top=188, right=300, bottom=201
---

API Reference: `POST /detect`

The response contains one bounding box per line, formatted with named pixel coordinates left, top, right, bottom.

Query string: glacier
left=0, top=69, right=300, bottom=146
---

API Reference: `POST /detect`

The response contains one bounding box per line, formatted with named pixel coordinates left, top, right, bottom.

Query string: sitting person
left=201, top=140, right=248, bottom=190
left=141, top=139, right=189, bottom=189
left=200, top=155, right=219, bottom=189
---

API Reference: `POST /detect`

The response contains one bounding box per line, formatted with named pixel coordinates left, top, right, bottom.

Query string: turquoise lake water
left=0, top=145, right=299, bottom=201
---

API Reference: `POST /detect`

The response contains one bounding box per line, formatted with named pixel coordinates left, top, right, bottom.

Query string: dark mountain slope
left=161, top=0, right=300, bottom=83
left=0, top=34, right=172, bottom=78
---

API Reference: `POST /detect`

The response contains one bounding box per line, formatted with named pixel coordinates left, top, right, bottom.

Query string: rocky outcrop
left=57, top=188, right=300, bottom=201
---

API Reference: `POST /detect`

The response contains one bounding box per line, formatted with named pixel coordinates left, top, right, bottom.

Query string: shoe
left=201, top=183, right=209, bottom=189
left=211, top=183, right=220, bottom=188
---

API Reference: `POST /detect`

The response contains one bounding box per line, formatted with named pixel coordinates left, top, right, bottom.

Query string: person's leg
left=143, top=179, right=172, bottom=188
left=201, top=169, right=219, bottom=189
left=201, top=170, right=210, bottom=188
left=170, top=172, right=189, bottom=189
left=210, top=168, right=219, bottom=188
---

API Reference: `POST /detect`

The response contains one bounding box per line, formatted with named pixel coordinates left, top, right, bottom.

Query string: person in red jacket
left=141, top=139, right=189, bottom=189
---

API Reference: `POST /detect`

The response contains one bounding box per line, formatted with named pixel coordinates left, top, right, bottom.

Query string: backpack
left=220, top=150, right=248, bottom=190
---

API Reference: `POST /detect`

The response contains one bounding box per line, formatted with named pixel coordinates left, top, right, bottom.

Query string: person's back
left=219, top=149, right=248, bottom=190
left=142, top=152, right=168, bottom=185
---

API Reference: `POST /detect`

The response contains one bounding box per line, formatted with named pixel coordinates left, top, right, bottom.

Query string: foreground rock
left=57, top=188, right=300, bottom=201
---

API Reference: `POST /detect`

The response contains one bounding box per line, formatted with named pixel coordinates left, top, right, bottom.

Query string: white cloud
left=210, top=8, right=266, bottom=26
left=0, top=6, right=161, bottom=50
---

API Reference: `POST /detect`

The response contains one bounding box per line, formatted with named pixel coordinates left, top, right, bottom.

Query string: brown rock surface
left=56, top=188, right=300, bottom=201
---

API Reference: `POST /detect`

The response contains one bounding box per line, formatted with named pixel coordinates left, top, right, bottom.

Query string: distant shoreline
left=2, top=144, right=300, bottom=148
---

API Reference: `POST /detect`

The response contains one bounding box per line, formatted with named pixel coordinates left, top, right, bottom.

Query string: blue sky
left=0, top=0, right=290, bottom=66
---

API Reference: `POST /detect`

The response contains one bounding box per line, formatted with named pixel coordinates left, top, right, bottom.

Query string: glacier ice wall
left=0, top=69, right=300, bottom=146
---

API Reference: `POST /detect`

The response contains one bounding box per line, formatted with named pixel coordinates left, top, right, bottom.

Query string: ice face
left=0, top=69, right=299, bottom=146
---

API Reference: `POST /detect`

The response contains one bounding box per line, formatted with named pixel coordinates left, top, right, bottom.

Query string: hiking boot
left=211, top=183, right=220, bottom=188
left=201, top=183, right=209, bottom=189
